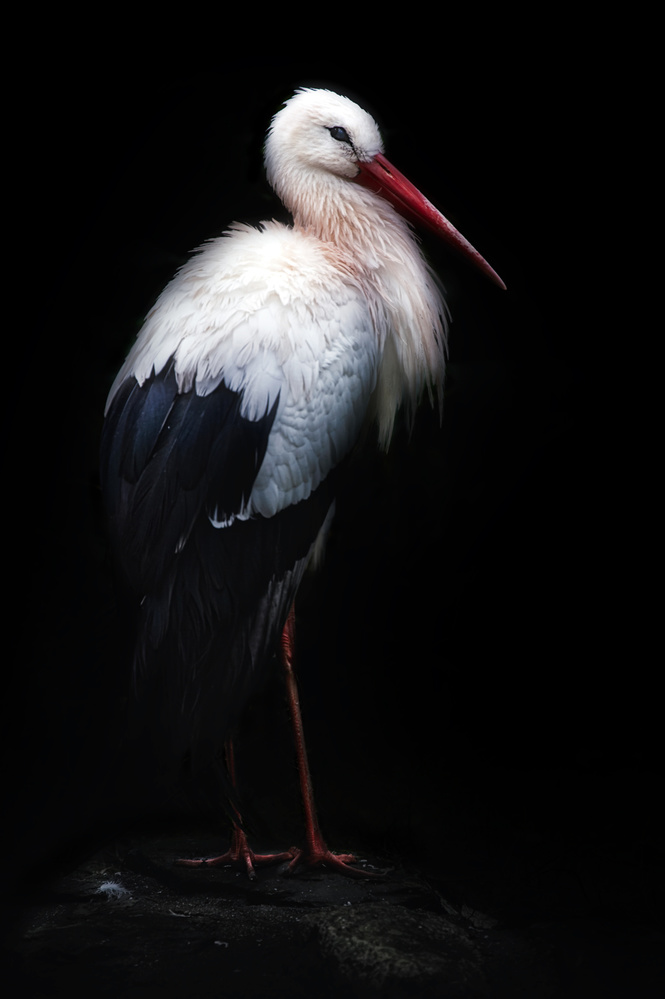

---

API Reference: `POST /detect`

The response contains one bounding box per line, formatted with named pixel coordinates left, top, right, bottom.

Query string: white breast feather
left=108, top=223, right=381, bottom=520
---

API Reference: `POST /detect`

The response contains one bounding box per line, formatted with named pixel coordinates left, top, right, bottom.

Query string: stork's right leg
left=280, top=605, right=377, bottom=877
left=175, top=740, right=295, bottom=879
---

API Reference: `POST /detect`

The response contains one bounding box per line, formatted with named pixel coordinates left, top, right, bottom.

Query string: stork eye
left=328, top=126, right=351, bottom=144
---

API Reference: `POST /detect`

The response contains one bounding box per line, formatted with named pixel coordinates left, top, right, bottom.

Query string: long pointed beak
left=356, top=153, right=506, bottom=290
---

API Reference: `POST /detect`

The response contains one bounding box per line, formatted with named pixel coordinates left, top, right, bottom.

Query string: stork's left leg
left=281, top=605, right=374, bottom=878
left=175, top=741, right=295, bottom=880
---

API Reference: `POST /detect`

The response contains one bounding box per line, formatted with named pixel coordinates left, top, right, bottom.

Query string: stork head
left=264, top=88, right=505, bottom=290
left=265, top=88, right=384, bottom=187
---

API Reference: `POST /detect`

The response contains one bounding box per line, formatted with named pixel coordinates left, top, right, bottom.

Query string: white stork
left=100, top=88, right=505, bottom=878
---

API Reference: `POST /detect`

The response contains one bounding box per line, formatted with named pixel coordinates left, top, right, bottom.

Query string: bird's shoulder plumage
left=107, top=222, right=381, bottom=517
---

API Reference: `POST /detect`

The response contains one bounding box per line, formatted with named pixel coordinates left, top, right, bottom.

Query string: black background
left=5, top=22, right=654, bottom=924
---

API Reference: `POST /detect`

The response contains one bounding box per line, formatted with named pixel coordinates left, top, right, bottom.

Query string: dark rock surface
left=4, top=822, right=664, bottom=998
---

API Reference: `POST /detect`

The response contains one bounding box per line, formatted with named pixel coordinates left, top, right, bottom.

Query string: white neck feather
left=288, top=175, right=449, bottom=448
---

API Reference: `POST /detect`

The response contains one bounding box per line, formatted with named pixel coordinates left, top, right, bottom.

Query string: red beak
left=356, top=153, right=506, bottom=291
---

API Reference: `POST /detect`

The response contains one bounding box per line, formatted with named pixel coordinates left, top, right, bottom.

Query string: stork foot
left=175, top=827, right=295, bottom=881
left=287, top=840, right=382, bottom=879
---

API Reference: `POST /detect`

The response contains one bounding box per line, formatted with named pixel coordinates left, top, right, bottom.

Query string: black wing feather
left=101, top=357, right=336, bottom=766
left=101, top=360, right=279, bottom=591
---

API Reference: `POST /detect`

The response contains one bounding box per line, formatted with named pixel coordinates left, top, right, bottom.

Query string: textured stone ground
left=5, top=824, right=663, bottom=998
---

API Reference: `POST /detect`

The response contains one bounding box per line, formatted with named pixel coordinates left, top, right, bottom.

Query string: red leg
left=281, top=605, right=376, bottom=878
left=175, top=740, right=295, bottom=879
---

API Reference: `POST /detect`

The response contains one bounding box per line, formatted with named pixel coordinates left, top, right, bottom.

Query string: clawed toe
left=286, top=844, right=383, bottom=878
left=175, top=828, right=296, bottom=880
